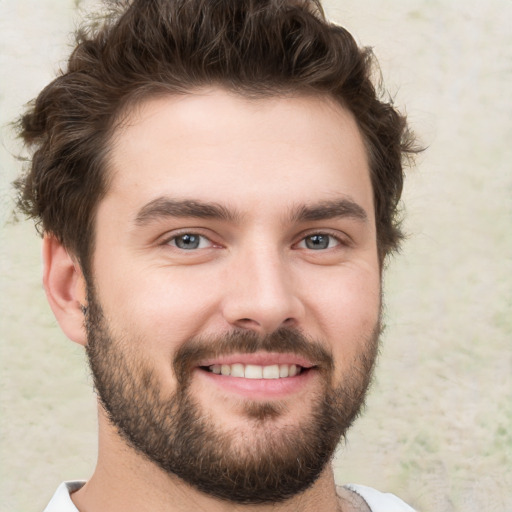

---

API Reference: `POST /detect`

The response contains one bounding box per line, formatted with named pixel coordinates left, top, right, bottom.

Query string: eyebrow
left=290, top=198, right=369, bottom=223
left=134, top=197, right=241, bottom=225
left=134, top=196, right=368, bottom=227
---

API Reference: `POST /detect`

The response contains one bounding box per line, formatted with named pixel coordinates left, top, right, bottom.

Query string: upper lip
left=197, top=352, right=316, bottom=369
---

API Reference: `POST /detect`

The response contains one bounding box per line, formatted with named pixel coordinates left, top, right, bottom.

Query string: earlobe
left=42, top=235, right=88, bottom=346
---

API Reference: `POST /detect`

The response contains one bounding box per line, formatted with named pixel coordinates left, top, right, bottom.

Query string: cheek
left=93, top=260, right=224, bottom=351
left=299, top=264, right=381, bottom=353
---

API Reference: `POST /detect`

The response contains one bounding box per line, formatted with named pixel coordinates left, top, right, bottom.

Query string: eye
left=167, top=233, right=212, bottom=250
left=298, top=233, right=340, bottom=250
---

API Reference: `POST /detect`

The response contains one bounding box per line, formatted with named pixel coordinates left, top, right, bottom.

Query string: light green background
left=1, top=1, right=511, bottom=511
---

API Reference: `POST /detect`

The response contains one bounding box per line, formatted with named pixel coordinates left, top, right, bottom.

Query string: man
left=14, top=0, right=418, bottom=510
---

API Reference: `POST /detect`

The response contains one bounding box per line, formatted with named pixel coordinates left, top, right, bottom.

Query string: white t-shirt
left=345, top=484, right=417, bottom=511
left=44, top=481, right=416, bottom=511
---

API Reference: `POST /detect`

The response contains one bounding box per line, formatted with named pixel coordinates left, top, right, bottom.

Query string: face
left=85, top=89, right=381, bottom=503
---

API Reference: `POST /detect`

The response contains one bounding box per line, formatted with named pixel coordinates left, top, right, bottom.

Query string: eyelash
left=163, top=232, right=215, bottom=250
left=295, top=232, right=344, bottom=250
left=161, top=230, right=348, bottom=252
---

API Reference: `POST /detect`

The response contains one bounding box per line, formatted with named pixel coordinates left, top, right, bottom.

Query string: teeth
left=245, top=364, right=263, bottom=379
left=231, top=363, right=244, bottom=377
left=207, top=363, right=303, bottom=379
left=262, top=365, right=279, bottom=379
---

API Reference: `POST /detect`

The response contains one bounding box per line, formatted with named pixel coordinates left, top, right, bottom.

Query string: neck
left=71, top=407, right=343, bottom=512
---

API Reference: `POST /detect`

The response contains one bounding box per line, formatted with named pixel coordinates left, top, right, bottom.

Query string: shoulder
left=341, top=484, right=417, bottom=512
left=43, top=481, right=85, bottom=512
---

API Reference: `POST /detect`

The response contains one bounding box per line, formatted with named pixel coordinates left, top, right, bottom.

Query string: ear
left=42, top=235, right=88, bottom=346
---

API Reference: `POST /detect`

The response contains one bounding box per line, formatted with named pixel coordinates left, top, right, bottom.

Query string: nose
left=221, top=245, right=305, bottom=334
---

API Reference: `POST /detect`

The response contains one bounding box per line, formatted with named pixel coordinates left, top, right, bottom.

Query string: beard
left=84, top=285, right=380, bottom=505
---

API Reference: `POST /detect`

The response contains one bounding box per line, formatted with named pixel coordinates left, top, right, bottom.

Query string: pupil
left=306, top=235, right=329, bottom=250
left=177, top=234, right=199, bottom=249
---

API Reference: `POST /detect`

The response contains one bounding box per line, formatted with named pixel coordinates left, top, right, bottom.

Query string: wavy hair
left=14, top=0, right=418, bottom=271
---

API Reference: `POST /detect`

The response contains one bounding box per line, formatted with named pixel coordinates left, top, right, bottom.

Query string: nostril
left=235, top=318, right=260, bottom=329
left=236, top=317, right=296, bottom=333
left=282, top=318, right=297, bottom=328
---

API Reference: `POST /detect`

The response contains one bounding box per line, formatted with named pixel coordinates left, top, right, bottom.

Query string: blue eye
left=300, top=234, right=339, bottom=250
left=169, top=234, right=210, bottom=250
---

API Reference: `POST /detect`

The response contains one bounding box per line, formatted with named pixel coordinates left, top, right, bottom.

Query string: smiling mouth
left=200, top=363, right=310, bottom=379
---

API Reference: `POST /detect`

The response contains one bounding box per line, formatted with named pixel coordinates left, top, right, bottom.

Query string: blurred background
left=1, top=1, right=511, bottom=511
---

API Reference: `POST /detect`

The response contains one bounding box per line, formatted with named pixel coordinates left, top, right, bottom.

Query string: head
left=14, top=0, right=417, bottom=505
left=15, top=0, right=416, bottom=274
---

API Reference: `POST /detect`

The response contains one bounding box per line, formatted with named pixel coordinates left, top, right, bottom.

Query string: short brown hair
left=14, top=0, right=418, bottom=271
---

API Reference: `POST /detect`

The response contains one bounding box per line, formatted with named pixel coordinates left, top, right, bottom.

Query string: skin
left=43, top=89, right=379, bottom=511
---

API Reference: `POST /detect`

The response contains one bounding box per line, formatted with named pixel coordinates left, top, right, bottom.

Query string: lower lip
left=196, top=368, right=315, bottom=400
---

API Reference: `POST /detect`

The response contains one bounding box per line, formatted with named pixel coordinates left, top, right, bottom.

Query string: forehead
left=102, top=88, right=373, bottom=223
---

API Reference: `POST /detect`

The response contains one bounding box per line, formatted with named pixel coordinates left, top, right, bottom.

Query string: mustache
left=173, top=327, right=334, bottom=386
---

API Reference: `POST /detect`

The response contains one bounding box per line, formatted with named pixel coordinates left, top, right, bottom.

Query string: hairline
left=79, top=84, right=382, bottom=277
